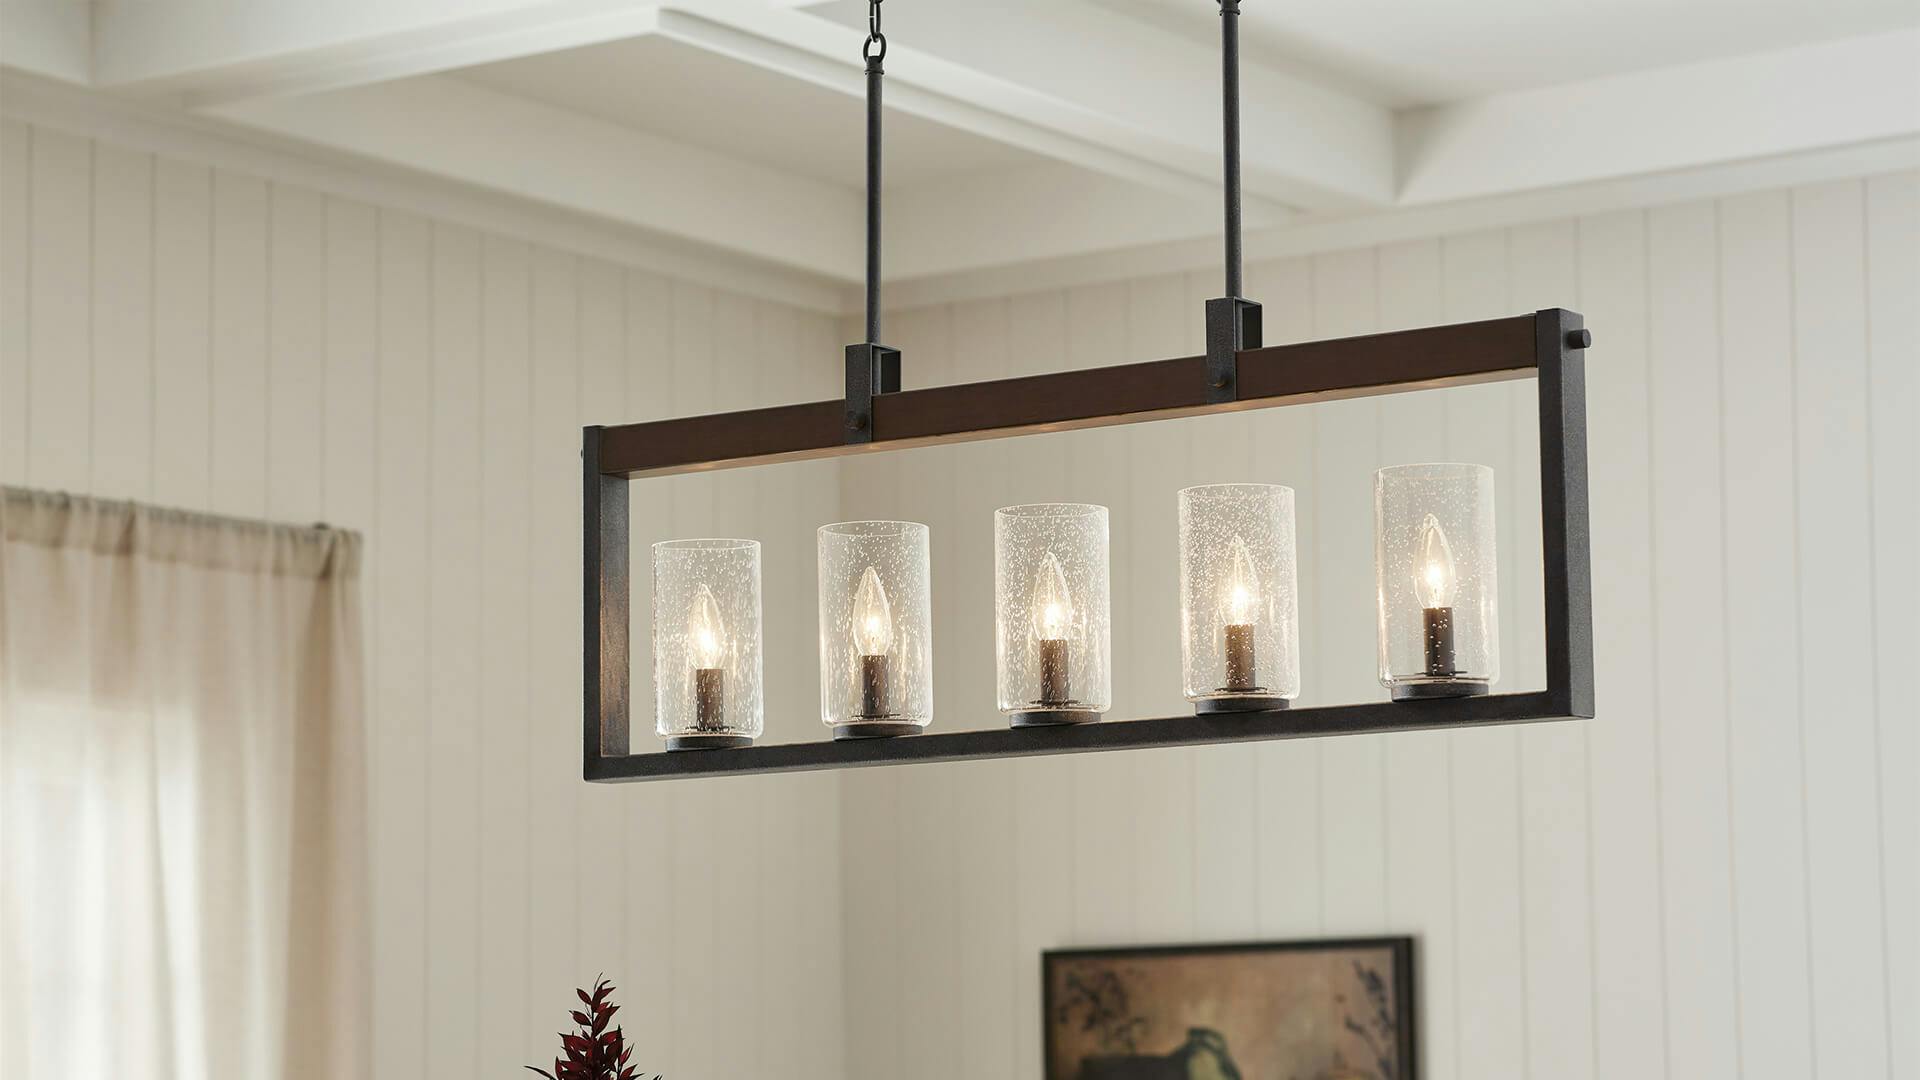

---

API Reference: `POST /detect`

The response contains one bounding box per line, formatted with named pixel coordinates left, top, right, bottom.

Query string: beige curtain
left=0, top=488, right=368, bottom=1080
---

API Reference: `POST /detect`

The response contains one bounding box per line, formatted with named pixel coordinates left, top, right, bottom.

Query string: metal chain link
left=863, top=0, right=886, bottom=65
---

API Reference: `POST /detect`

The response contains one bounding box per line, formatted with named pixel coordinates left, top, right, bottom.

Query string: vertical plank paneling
left=476, top=233, right=533, bottom=1073
left=1505, top=219, right=1597, bottom=1080
left=370, top=209, right=433, bottom=1080
left=573, top=259, right=629, bottom=1007
left=889, top=303, right=962, bottom=1080
left=1645, top=200, right=1740, bottom=1078
left=1375, top=237, right=1458, bottom=1080
left=621, top=269, right=674, bottom=1074
left=0, top=118, right=28, bottom=484
left=796, top=308, right=851, bottom=1075
left=1439, top=229, right=1526, bottom=1080
left=424, top=222, right=483, bottom=1080
left=1863, top=172, right=1918, bottom=1080
left=947, top=296, right=1020, bottom=1078
left=750, top=296, right=801, bottom=1074
left=1578, top=208, right=1669, bottom=1080
left=88, top=142, right=153, bottom=501
left=524, top=246, right=580, bottom=1051
left=25, top=126, right=90, bottom=491
left=840, top=765, right=902, bottom=1080
left=664, top=281, right=720, bottom=1080
left=151, top=157, right=213, bottom=511
left=1504, top=226, right=1554, bottom=698
left=1121, top=274, right=1197, bottom=951
left=266, top=185, right=326, bottom=522
left=1308, top=249, right=1387, bottom=936
left=1006, top=288, right=1076, bottom=1080
left=1064, top=283, right=1137, bottom=948
left=1244, top=256, right=1323, bottom=942
left=1186, top=275, right=1259, bottom=944
left=1790, top=180, right=1891, bottom=1077
left=702, top=286, right=762, bottom=1080
left=318, top=201, right=379, bottom=581
left=207, top=171, right=269, bottom=515
left=1718, top=188, right=1815, bottom=1077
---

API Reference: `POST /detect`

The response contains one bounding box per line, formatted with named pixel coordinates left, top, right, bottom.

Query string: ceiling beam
left=204, top=74, right=864, bottom=279
left=76, top=0, right=1390, bottom=215
left=89, top=0, right=665, bottom=102
left=0, top=0, right=91, bottom=84
left=669, top=0, right=1396, bottom=213
left=649, top=8, right=1283, bottom=216
left=1398, top=28, right=1920, bottom=206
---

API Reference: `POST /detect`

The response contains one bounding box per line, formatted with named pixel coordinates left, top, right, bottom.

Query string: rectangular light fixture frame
left=583, top=308, right=1593, bottom=783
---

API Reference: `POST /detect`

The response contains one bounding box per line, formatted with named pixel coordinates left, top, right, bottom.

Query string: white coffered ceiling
left=3, top=0, right=1916, bottom=301
left=1093, top=0, right=1920, bottom=104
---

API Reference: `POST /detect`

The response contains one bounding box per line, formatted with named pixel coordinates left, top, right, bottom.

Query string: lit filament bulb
left=851, top=565, right=894, bottom=657
left=1031, top=550, right=1073, bottom=642
left=1224, top=534, right=1258, bottom=626
left=1413, top=513, right=1458, bottom=609
left=689, top=584, right=727, bottom=668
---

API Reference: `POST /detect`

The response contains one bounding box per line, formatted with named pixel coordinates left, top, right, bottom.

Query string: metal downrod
left=864, top=6, right=885, bottom=344
left=1221, top=0, right=1243, bottom=299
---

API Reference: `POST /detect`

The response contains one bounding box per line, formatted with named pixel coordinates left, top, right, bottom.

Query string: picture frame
left=1042, top=936, right=1417, bottom=1080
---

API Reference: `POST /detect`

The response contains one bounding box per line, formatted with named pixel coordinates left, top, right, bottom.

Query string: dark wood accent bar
left=595, top=315, right=1537, bottom=478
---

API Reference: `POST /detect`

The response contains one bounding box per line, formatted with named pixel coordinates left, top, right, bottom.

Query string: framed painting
left=1042, top=936, right=1416, bottom=1080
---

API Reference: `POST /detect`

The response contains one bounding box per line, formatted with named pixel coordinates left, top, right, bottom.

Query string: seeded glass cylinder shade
left=1178, top=484, right=1300, bottom=712
left=652, top=539, right=763, bottom=748
left=1375, top=464, right=1499, bottom=699
left=994, top=503, right=1111, bottom=726
left=817, top=521, right=933, bottom=739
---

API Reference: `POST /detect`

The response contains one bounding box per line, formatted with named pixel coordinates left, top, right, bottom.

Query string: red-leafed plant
left=526, top=976, right=657, bottom=1080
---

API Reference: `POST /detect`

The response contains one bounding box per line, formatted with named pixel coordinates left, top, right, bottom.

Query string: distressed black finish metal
left=844, top=342, right=900, bottom=442
left=1218, top=0, right=1244, bottom=299
left=581, top=426, right=630, bottom=769
left=1201, top=0, right=1262, bottom=405
left=1204, top=295, right=1262, bottom=403
left=581, top=309, right=1596, bottom=783
left=845, top=0, right=898, bottom=444
left=1194, top=695, right=1291, bottom=715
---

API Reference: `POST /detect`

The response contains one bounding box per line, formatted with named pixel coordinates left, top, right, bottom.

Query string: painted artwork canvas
left=1042, top=937, right=1415, bottom=1080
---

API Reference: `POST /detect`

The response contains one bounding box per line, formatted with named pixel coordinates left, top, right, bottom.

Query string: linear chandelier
left=582, top=0, right=1595, bottom=783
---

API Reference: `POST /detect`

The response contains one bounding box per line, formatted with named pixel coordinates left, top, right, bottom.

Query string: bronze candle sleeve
left=1422, top=607, right=1456, bottom=677
left=694, top=667, right=726, bottom=729
left=1223, top=623, right=1257, bottom=691
left=1038, top=638, right=1070, bottom=705
left=859, top=654, right=890, bottom=717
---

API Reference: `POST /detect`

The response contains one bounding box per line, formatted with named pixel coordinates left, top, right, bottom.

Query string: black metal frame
left=1040, top=935, right=1418, bottom=1080
left=582, top=309, right=1594, bottom=783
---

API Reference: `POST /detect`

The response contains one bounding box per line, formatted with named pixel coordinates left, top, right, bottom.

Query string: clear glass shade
left=817, top=521, right=933, bottom=733
left=994, top=503, right=1111, bottom=719
left=1374, top=464, right=1499, bottom=695
left=652, top=539, right=763, bottom=746
left=1178, top=484, right=1299, bottom=704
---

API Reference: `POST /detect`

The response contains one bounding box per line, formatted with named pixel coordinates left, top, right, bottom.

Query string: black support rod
left=1220, top=0, right=1243, bottom=298
left=864, top=25, right=884, bottom=343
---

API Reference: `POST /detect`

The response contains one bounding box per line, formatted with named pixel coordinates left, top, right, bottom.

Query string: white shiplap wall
left=0, top=118, right=847, bottom=1080
left=838, top=175, right=1918, bottom=1080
